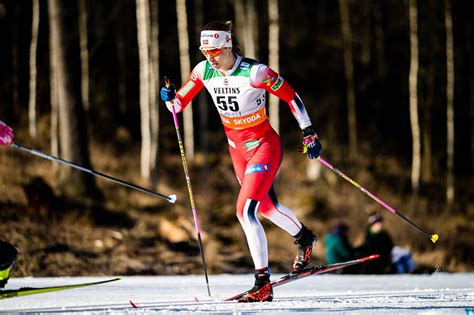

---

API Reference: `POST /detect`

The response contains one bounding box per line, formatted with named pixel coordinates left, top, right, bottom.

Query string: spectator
left=357, top=213, right=394, bottom=274
left=324, top=223, right=354, bottom=268
left=391, top=246, right=416, bottom=273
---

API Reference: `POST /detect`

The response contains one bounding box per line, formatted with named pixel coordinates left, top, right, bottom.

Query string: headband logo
left=214, top=33, right=220, bottom=38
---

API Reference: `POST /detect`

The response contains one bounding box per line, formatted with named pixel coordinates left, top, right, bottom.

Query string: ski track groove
left=2, top=274, right=472, bottom=313
left=6, top=288, right=472, bottom=313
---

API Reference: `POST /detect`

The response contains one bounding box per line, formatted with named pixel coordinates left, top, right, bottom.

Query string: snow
left=1, top=273, right=473, bottom=314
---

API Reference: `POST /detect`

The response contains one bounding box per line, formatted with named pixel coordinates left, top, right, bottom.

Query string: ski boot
left=0, top=241, right=19, bottom=288
left=292, top=225, right=318, bottom=274
left=238, top=267, right=273, bottom=302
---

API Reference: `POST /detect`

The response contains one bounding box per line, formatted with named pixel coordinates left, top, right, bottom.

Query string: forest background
left=0, top=0, right=472, bottom=278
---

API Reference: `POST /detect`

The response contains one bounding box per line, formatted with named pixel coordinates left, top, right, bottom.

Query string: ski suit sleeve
left=165, top=61, right=205, bottom=113
left=250, top=64, right=312, bottom=130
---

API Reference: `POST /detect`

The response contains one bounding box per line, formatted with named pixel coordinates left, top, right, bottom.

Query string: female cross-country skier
left=160, top=21, right=323, bottom=302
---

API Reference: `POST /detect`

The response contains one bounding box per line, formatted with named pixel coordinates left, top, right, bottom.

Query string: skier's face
left=201, top=47, right=234, bottom=70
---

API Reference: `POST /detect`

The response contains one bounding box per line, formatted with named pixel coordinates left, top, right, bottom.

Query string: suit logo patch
left=245, top=163, right=270, bottom=176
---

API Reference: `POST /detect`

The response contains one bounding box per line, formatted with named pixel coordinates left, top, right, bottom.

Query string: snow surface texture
left=1, top=273, right=473, bottom=314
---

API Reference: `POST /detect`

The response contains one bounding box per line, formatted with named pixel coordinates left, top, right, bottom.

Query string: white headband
left=199, top=30, right=232, bottom=50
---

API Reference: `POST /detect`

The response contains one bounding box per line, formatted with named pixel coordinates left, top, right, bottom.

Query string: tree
left=445, top=0, right=455, bottom=206
left=149, top=0, right=160, bottom=185
left=49, top=1, right=59, bottom=172
left=194, top=0, right=208, bottom=155
left=48, top=0, right=100, bottom=198
left=78, top=0, right=90, bottom=111
left=115, top=2, right=128, bottom=116
left=408, top=0, right=421, bottom=193
left=422, top=1, right=437, bottom=183
left=176, top=0, right=194, bottom=160
left=234, top=0, right=258, bottom=58
left=28, top=0, right=40, bottom=141
left=339, top=0, right=357, bottom=158
left=268, top=0, right=280, bottom=133
left=136, top=0, right=152, bottom=180
left=11, top=4, right=20, bottom=118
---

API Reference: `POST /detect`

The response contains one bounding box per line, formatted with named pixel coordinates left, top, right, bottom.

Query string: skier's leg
left=227, top=141, right=274, bottom=302
left=259, top=186, right=302, bottom=236
left=228, top=142, right=267, bottom=266
left=259, top=188, right=317, bottom=273
left=232, top=143, right=280, bottom=269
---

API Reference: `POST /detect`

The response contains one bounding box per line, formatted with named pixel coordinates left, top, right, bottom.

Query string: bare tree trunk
left=373, top=2, right=385, bottom=81
left=49, top=2, right=59, bottom=173
left=195, top=0, right=207, bottom=155
left=194, top=0, right=211, bottom=209
left=359, top=2, right=371, bottom=66
left=136, top=0, right=152, bottom=180
left=149, top=0, right=160, bottom=185
left=339, top=0, right=357, bottom=158
left=268, top=0, right=279, bottom=133
left=422, top=63, right=434, bottom=182
left=234, top=0, right=258, bottom=58
left=234, top=0, right=246, bottom=52
left=245, top=0, right=258, bottom=58
left=408, top=0, right=421, bottom=193
left=12, top=5, right=20, bottom=117
left=28, top=0, right=40, bottom=141
left=469, top=25, right=474, bottom=172
left=116, top=2, right=127, bottom=116
left=78, top=0, right=90, bottom=111
left=48, top=0, right=99, bottom=199
left=176, top=0, right=194, bottom=160
left=445, top=0, right=455, bottom=207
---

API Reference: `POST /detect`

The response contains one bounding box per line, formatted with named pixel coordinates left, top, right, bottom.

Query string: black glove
left=299, top=126, right=323, bottom=159
left=0, top=241, right=19, bottom=288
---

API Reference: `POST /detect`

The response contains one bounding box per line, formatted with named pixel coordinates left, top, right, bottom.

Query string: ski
left=0, top=277, right=122, bottom=300
left=225, top=254, right=379, bottom=301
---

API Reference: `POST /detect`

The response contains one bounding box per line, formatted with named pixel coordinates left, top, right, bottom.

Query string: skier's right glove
left=161, top=79, right=183, bottom=113
left=299, top=126, right=323, bottom=159
left=160, top=85, right=175, bottom=102
left=0, top=121, right=14, bottom=146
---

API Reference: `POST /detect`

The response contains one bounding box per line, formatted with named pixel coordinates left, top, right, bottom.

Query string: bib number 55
left=216, top=96, right=239, bottom=112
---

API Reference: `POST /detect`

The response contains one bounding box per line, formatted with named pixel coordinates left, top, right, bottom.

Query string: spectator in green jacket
left=357, top=213, right=394, bottom=274
left=324, top=223, right=354, bottom=271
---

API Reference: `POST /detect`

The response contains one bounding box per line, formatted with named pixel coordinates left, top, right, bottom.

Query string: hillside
left=1, top=128, right=472, bottom=278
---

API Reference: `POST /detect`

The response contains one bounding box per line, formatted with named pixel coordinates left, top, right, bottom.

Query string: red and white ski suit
left=168, top=55, right=313, bottom=269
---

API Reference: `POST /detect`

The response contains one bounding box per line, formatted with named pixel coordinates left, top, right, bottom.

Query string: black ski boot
left=238, top=267, right=273, bottom=302
left=292, top=225, right=318, bottom=274
left=0, top=241, right=19, bottom=288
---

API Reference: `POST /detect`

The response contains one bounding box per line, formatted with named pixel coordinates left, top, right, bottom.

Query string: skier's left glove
left=0, top=121, right=14, bottom=146
left=0, top=241, right=19, bottom=288
left=299, top=126, right=323, bottom=159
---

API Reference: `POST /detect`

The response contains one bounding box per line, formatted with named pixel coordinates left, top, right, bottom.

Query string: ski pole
left=318, top=157, right=439, bottom=244
left=9, top=142, right=177, bottom=204
left=164, top=77, right=211, bottom=297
